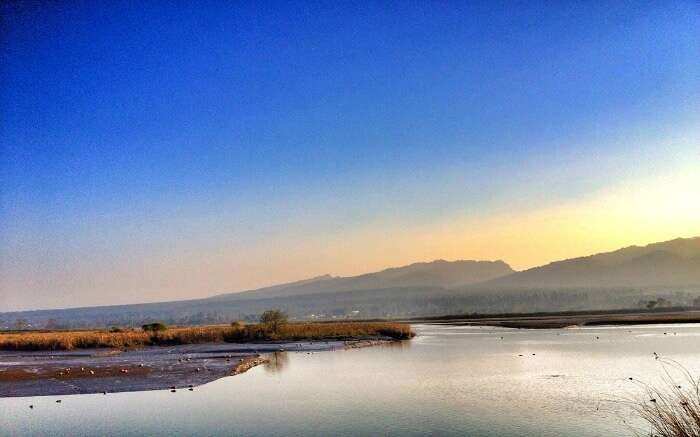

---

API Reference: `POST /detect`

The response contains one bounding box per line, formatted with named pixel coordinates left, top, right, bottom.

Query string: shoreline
left=405, top=310, right=700, bottom=329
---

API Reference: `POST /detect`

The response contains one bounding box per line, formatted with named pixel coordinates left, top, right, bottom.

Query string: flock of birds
left=24, top=342, right=326, bottom=409
left=494, top=325, right=685, bottom=407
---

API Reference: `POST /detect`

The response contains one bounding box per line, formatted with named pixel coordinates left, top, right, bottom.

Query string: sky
left=1, top=1, right=699, bottom=311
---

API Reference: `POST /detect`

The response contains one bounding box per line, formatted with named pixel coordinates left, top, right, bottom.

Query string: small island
left=0, top=312, right=414, bottom=398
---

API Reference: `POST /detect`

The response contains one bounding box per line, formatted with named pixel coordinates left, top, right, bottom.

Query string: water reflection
left=264, top=351, right=289, bottom=374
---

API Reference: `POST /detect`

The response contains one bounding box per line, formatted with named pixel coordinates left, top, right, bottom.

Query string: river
left=4, top=323, right=700, bottom=436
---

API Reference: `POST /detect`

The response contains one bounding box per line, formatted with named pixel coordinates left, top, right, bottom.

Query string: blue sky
left=1, top=1, right=699, bottom=310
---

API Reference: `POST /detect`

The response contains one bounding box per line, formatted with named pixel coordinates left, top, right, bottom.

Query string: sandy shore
left=0, top=339, right=394, bottom=398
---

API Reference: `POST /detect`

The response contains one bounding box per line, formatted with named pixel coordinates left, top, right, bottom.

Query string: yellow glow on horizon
left=87, top=158, right=700, bottom=298
left=6, top=150, right=698, bottom=311
left=301, top=162, right=700, bottom=275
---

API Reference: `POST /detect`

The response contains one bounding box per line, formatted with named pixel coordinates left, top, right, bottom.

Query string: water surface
left=4, top=323, right=700, bottom=436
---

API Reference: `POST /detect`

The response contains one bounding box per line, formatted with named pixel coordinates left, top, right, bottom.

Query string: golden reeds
left=0, top=322, right=413, bottom=351
left=619, top=359, right=700, bottom=437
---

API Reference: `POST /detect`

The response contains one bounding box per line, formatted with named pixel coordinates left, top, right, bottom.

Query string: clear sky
left=1, top=1, right=699, bottom=311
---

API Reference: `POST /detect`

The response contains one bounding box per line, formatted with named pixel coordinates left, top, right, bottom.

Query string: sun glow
left=310, top=160, right=700, bottom=274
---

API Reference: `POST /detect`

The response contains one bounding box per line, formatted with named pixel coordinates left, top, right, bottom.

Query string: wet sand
left=0, top=340, right=385, bottom=398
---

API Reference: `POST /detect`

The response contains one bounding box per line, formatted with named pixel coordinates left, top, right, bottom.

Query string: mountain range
left=482, top=237, right=700, bottom=289
left=210, top=259, right=514, bottom=301
left=2, top=237, right=699, bottom=328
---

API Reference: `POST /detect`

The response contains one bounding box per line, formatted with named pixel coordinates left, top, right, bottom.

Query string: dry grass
left=0, top=322, right=413, bottom=351
left=620, top=359, right=700, bottom=437
left=0, top=329, right=150, bottom=351
left=226, top=321, right=414, bottom=342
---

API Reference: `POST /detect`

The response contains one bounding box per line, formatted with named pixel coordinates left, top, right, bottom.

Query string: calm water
left=4, top=323, right=700, bottom=436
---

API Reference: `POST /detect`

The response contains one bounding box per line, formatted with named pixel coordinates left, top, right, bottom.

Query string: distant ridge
left=210, top=259, right=514, bottom=301
left=481, top=237, right=700, bottom=289
left=2, top=237, right=700, bottom=327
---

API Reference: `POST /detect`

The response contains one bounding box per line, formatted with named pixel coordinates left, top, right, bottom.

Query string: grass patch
left=0, top=322, right=414, bottom=351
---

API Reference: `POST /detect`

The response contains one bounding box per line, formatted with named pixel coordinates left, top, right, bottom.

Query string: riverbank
left=405, top=309, right=700, bottom=329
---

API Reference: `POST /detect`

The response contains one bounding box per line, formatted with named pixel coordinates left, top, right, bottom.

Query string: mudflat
left=0, top=341, right=349, bottom=397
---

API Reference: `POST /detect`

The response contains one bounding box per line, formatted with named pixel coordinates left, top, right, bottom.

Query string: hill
left=0, top=260, right=514, bottom=328
left=2, top=238, right=700, bottom=328
left=481, top=237, right=700, bottom=289
left=210, top=259, right=514, bottom=301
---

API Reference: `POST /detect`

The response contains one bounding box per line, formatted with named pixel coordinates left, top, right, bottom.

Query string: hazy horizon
left=2, top=234, right=699, bottom=313
left=2, top=1, right=699, bottom=311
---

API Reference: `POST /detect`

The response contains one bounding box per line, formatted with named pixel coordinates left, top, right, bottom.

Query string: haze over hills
left=1, top=237, right=699, bottom=328
left=481, top=237, right=700, bottom=289
left=210, top=260, right=514, bottom=301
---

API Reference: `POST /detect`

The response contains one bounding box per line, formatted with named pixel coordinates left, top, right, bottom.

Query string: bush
left=109, top=326, right=124, bottom=333
left=141, top=322, right=167, bottom=332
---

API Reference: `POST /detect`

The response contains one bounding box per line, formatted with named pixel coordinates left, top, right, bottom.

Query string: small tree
left=259, top=310, right=287, bottom=333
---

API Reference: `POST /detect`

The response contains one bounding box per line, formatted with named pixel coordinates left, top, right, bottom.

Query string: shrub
left=141, top=323, right=167, bottom=332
